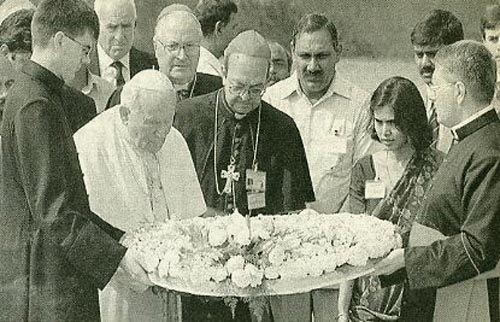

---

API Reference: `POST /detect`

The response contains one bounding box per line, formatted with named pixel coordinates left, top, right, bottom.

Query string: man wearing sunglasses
left=174, top=30, right=315, bottom=322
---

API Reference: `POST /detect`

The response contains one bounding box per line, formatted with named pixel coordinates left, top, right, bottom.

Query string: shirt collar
left=23, top=60, right=65, bottom=93
left=279, top=71, right=351, bottom=102
left=98, top=44, right=130, bottom=72
left=81, top=70, right=99, bottom=95
left=451, top=105, right=497, bottom=141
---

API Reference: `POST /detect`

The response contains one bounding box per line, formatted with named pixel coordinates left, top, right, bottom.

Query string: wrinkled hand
left=117, top=249, right=154, bottom=293
left=372, top=248, right=405, bottom=276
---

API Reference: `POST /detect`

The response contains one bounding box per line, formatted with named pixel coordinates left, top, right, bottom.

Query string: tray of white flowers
left=122, top=209, right=402, bottom=297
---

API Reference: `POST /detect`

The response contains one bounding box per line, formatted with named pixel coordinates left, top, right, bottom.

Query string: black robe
left=173, top=89, right=314, bottom=322
left=174, top=89, right=315, bottom=215
left=0, top=61, right=126, bottom=321
left=384, top=109, right=500, bottom=322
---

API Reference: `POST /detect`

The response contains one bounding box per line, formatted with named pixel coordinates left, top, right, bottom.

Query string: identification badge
left=331, top=137, right=348, bottom=154
left=365, top=180, right=385, bottom=199
left=246, top=169, right=266, bottom=210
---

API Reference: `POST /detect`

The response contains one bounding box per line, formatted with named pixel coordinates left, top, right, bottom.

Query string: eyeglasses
left=153, top=37, right=200, bottom=56
left=64, top=33, right=92, bottom=59
left=226, top=81, right=266, bottom=97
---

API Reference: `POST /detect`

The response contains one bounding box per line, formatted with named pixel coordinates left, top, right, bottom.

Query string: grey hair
left=435, top=40, right=496, bottom=104
left=94, top=0, right=137, bottom=20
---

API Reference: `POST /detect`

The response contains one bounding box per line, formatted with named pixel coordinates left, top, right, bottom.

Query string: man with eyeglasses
left=174, top=30, right=315, bottom=322
left=107, top=5, right=222, bottom=108
left=262, top=13, right=377, bottom=322
left=89, top=0, right=157, bottom=88
left=0, top=8, right=101, bottom=131
left=0, top=0, right=153, bottom=321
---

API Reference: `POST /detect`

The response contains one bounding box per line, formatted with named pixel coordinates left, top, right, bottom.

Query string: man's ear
left=335, top=43, right=343, bottom=56
left=0, top=44, right=10, bottom=57
left=119, top=104, right=130, bottom=124
left=455, top=81, right=466, bottom=105
left=214, top=20, right=224, bottom=37
left=53, top=31, right=65, bottom=51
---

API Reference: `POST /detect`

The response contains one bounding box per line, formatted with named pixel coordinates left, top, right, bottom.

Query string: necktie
left=176, top=89, right=190, bottom=101
left=428, top=101, right=439, bottom=149
left=111, top=61, right=125, bottom=87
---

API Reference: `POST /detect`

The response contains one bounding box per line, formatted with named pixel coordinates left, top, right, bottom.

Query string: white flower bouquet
left=122, top=209, right=402, bottom=297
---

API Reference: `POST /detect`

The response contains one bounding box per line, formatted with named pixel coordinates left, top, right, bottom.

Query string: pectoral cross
left=221, top=163, right=240, bottom=194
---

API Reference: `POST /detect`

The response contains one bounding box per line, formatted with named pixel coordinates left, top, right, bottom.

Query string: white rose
left=208, top=225, right=227, bottom=247
left=233, top=228, right=251, bottom=246
left=225, top=255, right=245, bottom=274
left=264, top=266, right=279, bottom=280
left=212, top=266, right=228, bottom=282
left=268, top=245, right=285, bottom=265
left=231, top=268, right=251, bottom=288
left=245, top=263, right=264, bottom=287
left=140, top=250, right=160, bottom=273
left=158, top=259, right=170, bottom=278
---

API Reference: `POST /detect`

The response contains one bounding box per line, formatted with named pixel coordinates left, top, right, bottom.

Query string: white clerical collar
left=98, top=44, right=130, bottom=73
left=450, top=105, right=495, bottom=139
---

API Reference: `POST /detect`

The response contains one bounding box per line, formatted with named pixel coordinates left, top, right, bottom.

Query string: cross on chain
left=221, top=163, right=240, bottom=194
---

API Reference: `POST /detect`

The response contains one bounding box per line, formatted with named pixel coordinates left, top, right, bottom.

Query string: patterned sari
left=349, top=147, right=443, bottom=322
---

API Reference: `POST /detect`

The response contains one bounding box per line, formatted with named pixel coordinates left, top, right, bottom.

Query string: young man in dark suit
left=0, top=0, right=152, bottom=320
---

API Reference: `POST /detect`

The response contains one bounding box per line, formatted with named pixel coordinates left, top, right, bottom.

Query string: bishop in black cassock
left=174, top=88, right=315, bottom=216
left=174, top=30, right=315, bottom=322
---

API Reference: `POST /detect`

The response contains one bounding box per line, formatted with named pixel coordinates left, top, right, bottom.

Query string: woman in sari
left=337, top=76, right=443, bottom=322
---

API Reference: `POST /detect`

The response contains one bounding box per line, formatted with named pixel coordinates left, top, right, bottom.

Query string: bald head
left=154, top=10, right=202, bottom=86
left=120, top=70, right=177, bottom=153
left=95, top=0, right=136, bottom=61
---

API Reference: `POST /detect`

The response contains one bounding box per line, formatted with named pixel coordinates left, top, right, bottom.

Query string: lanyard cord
left=213, top=90, right=262, bottom=195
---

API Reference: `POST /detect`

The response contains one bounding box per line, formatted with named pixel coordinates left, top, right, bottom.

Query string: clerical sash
left=410, top=223, right=500, bottom=322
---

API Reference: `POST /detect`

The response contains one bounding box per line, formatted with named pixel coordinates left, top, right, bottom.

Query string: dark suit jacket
left=0, top=61, right=126, bottom=321
left=88, top=46, right=158, bottom=78
left=106, top=72, right=223, bottom=109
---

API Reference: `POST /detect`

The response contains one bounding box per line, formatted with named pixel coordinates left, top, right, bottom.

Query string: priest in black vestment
left=174, top=30, right=315, bottom=322
left=374, top=40, right=500, bottom=322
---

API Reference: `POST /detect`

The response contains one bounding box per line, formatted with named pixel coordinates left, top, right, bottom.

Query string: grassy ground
left=337, top=57, right=420, bottom=94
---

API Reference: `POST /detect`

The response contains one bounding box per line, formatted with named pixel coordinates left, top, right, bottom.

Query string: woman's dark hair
left=368, top=76, right=432, bottom=151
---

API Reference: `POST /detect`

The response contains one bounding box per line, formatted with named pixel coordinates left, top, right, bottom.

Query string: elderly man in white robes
left=74, top=70, right=206, bottom=322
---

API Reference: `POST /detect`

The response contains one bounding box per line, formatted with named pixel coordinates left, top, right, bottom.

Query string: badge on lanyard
left=246, top=168, right=266, bottom=210
left=365, top=179, right=385, bottom=199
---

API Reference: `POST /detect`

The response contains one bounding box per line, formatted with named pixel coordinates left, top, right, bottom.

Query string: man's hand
left=372, top=248, right=405, bottom=276
left=117, top=249, right=155, bottom=293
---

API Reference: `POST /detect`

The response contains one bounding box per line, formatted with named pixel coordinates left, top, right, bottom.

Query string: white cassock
left=74, top=107, right=206, bottom=322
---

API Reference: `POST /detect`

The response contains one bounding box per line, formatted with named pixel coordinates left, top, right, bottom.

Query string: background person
left=107, top=6, right=222, bottom=108
left=194, top=0, right=239, bottom=77
left=410, top=9, right=464, bottom=153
